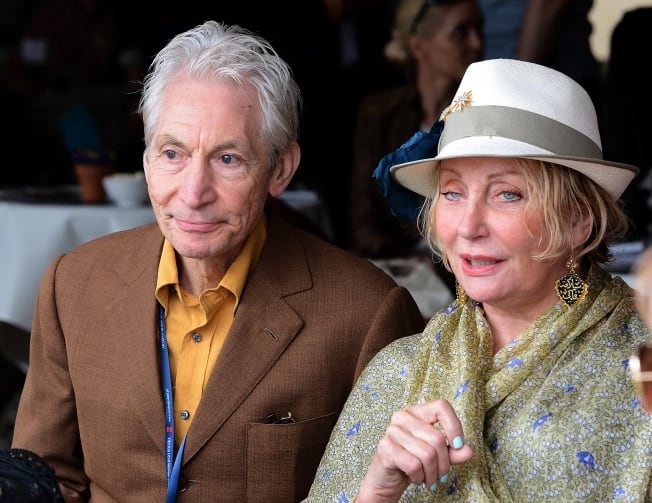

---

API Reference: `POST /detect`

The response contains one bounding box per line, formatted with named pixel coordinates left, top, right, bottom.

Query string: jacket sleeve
left=353, top=285, right=424, bottom=381
left=11, top=255, right=89, bottom=501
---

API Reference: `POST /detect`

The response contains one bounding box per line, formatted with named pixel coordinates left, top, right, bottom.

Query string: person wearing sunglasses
left=305, top=59, right=652, bottom=502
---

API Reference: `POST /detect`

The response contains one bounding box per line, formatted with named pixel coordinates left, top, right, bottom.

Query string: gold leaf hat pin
left=440, top=90, right=472, bottom=121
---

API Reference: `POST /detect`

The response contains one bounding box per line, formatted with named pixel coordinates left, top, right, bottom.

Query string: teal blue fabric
left=372, top=120, right=443, bottom=220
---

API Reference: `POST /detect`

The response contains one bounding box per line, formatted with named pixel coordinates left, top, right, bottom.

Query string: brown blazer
left=12, top=210, right=425, bottom=502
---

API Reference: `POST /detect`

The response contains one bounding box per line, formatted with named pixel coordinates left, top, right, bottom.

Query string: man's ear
left=142, top=151, right=150, bottom=184
left=268, top=141, right=301, bottom=197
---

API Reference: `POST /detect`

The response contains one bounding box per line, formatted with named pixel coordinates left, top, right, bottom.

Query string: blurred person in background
left=629, top=247, right=652, bottom=413
left=603, top=7, right=652, bottom=241
left=479, top=0, right=600, bottom=108
left=350, top=0, right=483, bottom=294
left=306, top=59, right=652, bottom=502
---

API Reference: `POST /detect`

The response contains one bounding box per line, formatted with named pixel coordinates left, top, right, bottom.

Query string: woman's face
left=435, top=157, right=568, bottom=315
left=412, top=0, right=484, bottom=81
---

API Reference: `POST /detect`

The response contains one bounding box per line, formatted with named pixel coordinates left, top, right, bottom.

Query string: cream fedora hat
left=390, top=59, right=638, bottom=200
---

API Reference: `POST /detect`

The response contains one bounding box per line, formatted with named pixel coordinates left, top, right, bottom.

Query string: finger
left=408, top=400, right=466, bottom=452
left=364, top=431, right=425, bottom=497
left=384, top=409, right=450, bottom=487
left=448, top=443, right=474, bottom=465
left=405, top=400, right=476, bottom=474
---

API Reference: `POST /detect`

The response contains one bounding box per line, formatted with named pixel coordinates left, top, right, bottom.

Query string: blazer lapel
left=183, top=215, right=311, bottom=458
left=103, top=226, right=168, bottom=453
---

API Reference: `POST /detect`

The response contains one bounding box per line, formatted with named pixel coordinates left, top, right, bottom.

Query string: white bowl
left=102, top=172, right=148, bottom=207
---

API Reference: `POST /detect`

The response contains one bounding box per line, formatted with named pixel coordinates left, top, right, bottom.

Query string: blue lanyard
left=159, top=304, right=186, bottom=503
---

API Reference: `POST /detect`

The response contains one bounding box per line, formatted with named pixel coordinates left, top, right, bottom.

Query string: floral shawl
left=307, top=265, right=652, bottom=502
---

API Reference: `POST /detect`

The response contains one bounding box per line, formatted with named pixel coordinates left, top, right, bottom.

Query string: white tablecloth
left=0, top=189, right=329, bottom=332
left=370, top=257, right=454, bottom=319
left=0, top=201, right=156, bottom=331
left=278, top=190, right=333, bottom=240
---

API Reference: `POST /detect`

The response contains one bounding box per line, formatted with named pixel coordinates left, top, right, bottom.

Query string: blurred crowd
left=0, top=0, right=650, bottom=248
left=1, top=0, right=652, bottom=458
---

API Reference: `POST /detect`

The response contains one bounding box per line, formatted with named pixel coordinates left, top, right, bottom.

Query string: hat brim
left=390, top=137, right=639, bottom=200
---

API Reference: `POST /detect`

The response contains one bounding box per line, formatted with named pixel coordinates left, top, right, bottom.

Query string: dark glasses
left=630, top=344, right=652, bottom=413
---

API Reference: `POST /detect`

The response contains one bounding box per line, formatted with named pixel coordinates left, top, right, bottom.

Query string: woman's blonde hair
left=384, top=0, right=423, bottom=65
left=384, top=0, right=461, bottom=66
left=418, top=159, right=630, bottom=271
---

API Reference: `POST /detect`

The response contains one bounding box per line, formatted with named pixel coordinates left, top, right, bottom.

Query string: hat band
left=439, top=105, right=603, bottom=159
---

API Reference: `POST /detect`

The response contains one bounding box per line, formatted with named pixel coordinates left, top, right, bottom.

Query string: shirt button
left=180, top=410, right=190, bottom=420
left=192, top=332, right=202, bottom=342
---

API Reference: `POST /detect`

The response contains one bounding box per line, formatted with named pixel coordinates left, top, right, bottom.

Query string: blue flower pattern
left=506, top=357, right=522, bottom=368
left=577, top=451, right=596, bottom=469
left=489, top=437, right=498, bottom=452
left=532, top=413, right=552, bottom=431
left=345, top=421, right=360, bottom=438
left=306, top=270, right=652, bottom=502
left=444, top=303, right=459, bottom=315
left=454, top=380, right=469, bottom=399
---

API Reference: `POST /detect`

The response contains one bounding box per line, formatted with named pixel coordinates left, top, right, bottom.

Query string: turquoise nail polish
left=440, top=473, right=449, bottom=483
left=452, top=436, right=464, bottom=449
left=429, top=483, right=438, bottom=491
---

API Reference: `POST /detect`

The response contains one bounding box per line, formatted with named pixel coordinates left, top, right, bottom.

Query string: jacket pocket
left=245, top=411, right=337, bottom=503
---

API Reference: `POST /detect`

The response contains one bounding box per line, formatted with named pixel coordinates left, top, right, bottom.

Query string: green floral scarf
left=307, top=265, right=652, bottom=502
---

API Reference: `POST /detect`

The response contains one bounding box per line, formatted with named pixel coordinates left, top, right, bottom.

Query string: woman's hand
left=356, top=399, right=474, bottom=503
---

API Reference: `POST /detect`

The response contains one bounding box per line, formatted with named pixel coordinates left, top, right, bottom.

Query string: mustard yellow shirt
left=154, top=218, right=266, bottom=444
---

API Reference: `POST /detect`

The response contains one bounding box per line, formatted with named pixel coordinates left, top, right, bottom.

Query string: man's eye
left=220, top=154, right=234, bottom=165
left=164, top=150, right=177, bottom=160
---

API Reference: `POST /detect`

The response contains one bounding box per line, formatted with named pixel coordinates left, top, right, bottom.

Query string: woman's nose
left=457, top=199, right=488, bottom=239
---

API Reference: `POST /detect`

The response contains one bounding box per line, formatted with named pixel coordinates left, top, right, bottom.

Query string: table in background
left=605, top=240, right=649, bottom=288
left=0, top=188, right=329, bottom=334
left=277, top=190, right=333, bottom=241
left=0, top=200, right=156, bottom=333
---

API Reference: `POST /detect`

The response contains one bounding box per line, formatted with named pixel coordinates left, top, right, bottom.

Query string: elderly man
left=11, top=21, right=424, bottom=502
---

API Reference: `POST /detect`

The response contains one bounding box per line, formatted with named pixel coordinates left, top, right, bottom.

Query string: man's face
left=144, top=76, right=274, bottom=269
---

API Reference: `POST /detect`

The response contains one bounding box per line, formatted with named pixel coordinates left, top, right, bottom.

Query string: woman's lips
left=459, top=255, right=504, bottom=274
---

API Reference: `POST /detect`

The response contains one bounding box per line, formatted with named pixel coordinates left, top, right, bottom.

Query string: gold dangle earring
left=554, top=256, right=588, bottom=307
left=456, top=281, right=466, bottom=306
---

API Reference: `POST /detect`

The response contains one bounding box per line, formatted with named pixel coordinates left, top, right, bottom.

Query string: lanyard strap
left=159, top=304, right=186, bottom=503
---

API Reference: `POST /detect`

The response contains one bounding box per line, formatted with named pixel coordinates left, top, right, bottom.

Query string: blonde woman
left=307, top=59, right=652, bottom=502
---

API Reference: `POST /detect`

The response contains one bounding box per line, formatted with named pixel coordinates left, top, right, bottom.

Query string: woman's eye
left=501, top=191, right=521, bottom=201
left=441, top=191, right=462, bottom=200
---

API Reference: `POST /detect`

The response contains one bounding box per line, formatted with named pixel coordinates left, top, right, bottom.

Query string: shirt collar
left=155, top=216, right=267, bottom=312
